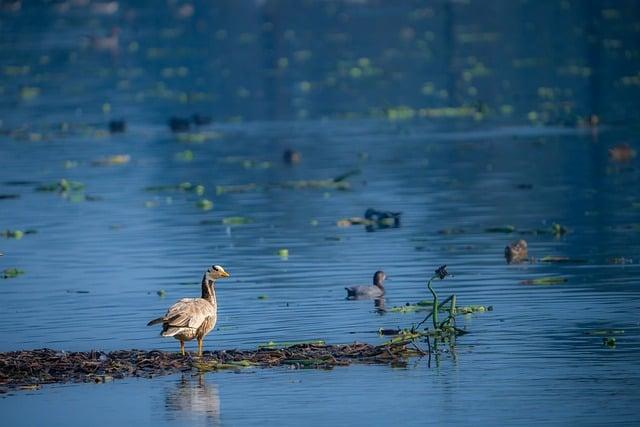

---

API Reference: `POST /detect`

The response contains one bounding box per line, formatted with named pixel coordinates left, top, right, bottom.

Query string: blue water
left=1, top=1, right=640, bottom=425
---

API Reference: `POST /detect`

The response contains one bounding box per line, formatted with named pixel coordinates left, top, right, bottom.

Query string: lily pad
left=196, top=199, right=213, bottom=210
left=2, top=268, right=24, bottom=279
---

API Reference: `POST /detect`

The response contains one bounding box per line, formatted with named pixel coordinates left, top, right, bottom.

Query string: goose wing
left=163, top=298, right=216, bottom=329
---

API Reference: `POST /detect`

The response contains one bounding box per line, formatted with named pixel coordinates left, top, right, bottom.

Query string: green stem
left=427, top=275, right=438, bottom=330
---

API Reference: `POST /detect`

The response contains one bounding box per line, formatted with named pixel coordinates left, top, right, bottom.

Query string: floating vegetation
left=538, top=256, right=587, bottom=264
left=438, top=228, right=465, bottom=234
left=36, top=179, right=84, bottom=193
left=35, top=179, right=95, bottom=202
left=257, top=295, right=268, bottom=300
left=602, top=337, right=616, bottom=348
left=176, top=131, right=222, bottom=143
left=2, top=268, right=24, bottom=279
left=520, top=276, right=567, bottom=285
left=222, top=216, right=253, bottom=225
left=278, top=248, right=289, bottom=259
left=196, top=199, right=213, bottom=210
left=215, top=170, right=358, bottom=195
left=0, top=343, right=429, bottom=391
left=145, top=182, right=205, bottom=195
left=550, top=223, right=568, bottom=236
left=174, top=150, right=194, bottom=161
left=485, top=225, right=516, bottom=233
left=92, top=154, right=131, bottom=166
left=390, top=300, right=491, bottom=315
left=1, top=229, right=36, bottom=239
left=156, top=290, right=166, bottom=297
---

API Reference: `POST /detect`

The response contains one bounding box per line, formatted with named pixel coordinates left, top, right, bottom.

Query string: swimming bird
left=345, top=271, right=386, bottom=299
left=505, top=239, right=528, bottom=263
left=147, top=265, right=230, bottom=356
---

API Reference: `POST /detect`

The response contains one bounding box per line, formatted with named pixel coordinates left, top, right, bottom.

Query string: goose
left=148, top=265, right=230, bottom=356
left=345, top=271, right=386, bottom=299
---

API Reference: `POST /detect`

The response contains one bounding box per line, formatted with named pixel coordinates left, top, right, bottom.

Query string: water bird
left=108, top=120, right=126, bottom=133
left=364, top=208, right=401, bottom=231
left=283, top=149, right=301, bottom=165
left=88, top=27, right=119, bottom=51
left=505, top=239, right=528, bottom=263
left=345, top=271, right=386, bottom=299
left=608, top=143, right=636, bottom=162
left=168, top=116, right=191, bottom=132
left=147, top=265, right=230, bottom=356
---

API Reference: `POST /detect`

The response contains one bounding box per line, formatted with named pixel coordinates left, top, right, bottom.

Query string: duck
left=505, top=239, right=528, bottom=263
left=345, top=271, right=386, bottom=299
left=364, top=208, right=401, bottom=231
left=147, top=265, right=230, bottom=356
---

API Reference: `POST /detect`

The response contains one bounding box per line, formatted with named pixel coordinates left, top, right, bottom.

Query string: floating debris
left=520, top=276, right=567, bottom=285
left=215, top=177, right=352, bottom=195
left=0, top=194, right=19, bottom=200
left=538, top=256, right=587, bottom=264
left=36, top=179, right=84, bottom=193
left=92, top=154, right=130, bottom=166
left=602, top=337, right=616, bottom=348
left=505, top=239, right=528, bottom=263
left=0, top=343, right=426, bottom=391
left=145, top=182, right=205, bottom=195
left=222, top=216, right=253, bottom=225
left=257, top=295, right=268, bottom=300
left=2, top=268, right=24, bottom=279
left=486, top=225, right=516, bottom=233
left=438, top=228, right=465, bottom=235
left=157, top=289, right=166, bottom=297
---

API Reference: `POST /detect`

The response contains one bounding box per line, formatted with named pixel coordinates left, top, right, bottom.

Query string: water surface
left=1, top=1, right=640, bottom=425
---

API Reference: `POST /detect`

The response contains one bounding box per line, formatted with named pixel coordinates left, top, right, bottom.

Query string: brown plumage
left=148, top=265, right=230, bottom=356
left=505, top=240, right=528, bottom=264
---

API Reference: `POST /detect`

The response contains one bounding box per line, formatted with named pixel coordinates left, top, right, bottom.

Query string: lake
left=1, top=0, right=639, bottom=425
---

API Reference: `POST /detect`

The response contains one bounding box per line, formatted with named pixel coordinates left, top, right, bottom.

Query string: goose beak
left=220, top=270, right=230, bottom=278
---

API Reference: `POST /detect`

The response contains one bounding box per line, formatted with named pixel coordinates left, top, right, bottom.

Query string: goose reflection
left=165, top=374, right=220, bottom=426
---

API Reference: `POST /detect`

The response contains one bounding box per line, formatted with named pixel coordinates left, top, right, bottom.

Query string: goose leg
left=197, top=338, right=203, bottom=357
left=180, top=340, right=185, bottom=356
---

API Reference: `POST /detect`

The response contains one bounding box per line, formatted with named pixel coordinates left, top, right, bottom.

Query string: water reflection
left=165, top=375, right=220, bottom=426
